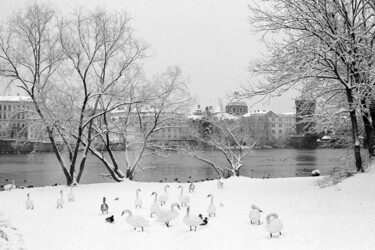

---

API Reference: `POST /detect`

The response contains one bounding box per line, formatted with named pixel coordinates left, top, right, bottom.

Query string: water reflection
left=0, top=148, right=349, bottom=187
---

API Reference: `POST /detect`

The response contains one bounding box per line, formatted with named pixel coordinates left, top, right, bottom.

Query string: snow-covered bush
left=0, top=214, right=25, bottom=250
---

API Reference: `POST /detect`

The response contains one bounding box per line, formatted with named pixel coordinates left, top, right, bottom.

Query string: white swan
left=158, top=185, right=170, bottom=206
left=150, top=191, right=160, bottom=217
left=217, top=178, right=224, bottom=189
left=178, top=185, right=190, bottom=207
left=249, top=204, right=263, bottom=225
left=68, top=186, right=75, bottom=202
left=189, top=182, right=195, bottom=193
left=4, top=180, right=16, bottom=191
left=121, top=210, right=149, bottom=232
left=56, top=190, right=64, bottom=209
left=265, top=213, right=283, bottom=238
left=183, top=205, right=204, bottom=231
left=134, top=188, right=142, bottom=209
left=155, top=203, right=180, bottom=227
left=207, top=194, right=216, bottom=217
left=25, top=193, right=34, bottom=210
left=101, top=197, right=109, bottom=214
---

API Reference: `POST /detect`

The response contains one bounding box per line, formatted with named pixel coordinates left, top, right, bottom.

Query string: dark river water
left=0, top=148, right=353, bottom=188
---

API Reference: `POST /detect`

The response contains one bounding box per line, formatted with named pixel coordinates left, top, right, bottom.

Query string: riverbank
left=0, top=169, right=374, bottom=250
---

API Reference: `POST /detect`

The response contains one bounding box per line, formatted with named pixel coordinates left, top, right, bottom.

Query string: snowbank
left=0, top=170, right=375, bottom=250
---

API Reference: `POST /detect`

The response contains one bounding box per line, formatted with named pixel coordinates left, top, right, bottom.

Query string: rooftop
left=0, top=96, right=32, bottom=102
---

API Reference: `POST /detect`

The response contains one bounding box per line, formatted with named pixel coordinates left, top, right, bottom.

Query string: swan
left=178, top=185, right=190, bottom=207
left=25, top=193, right=34, bottom=210
left=217, top=178, right=224, bottom=189
left=183, top=205, right=205, bottom=231
left=249, top=204, right=263, bottom=225
left=158, top=185, right=170, bottom=206
left=189, top=182, right=195, bottom=193
left=67, top=186, right=75, bottom=202
left=4, top=180, right=16, bottom=191
left=101, top=197, right=109, bottom=214
left=56, top=190, right=64, bottom=209
left=265, top=213, right=283, bottom=238
left=122, top=210, right=149, bottom=232
left=150, top=192, right=160, bottom=217
left=155, top=203, right=180, bottom=227
left=207, top=194, right=216, bottom=217
left=134, top=188, right=142, bottom=209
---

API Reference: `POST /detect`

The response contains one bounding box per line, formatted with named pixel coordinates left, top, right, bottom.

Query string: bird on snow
left=183, top=205, right=205, bottom=231
left=249, top=204, right=263, bottom=225
left=67, top=186, right=75, bottom=202
left=121, top=210, right=149, bottom=232
left=105, top=215, right=115, bottom=223
left=25, top=193, right=34, bottom=210
left=199, top=214, right=209, bottom=226
left=155, top=203, right=180, bottom=227
left=56, top=190, right=64, bottom=209
left=134, top=188, right=142, bottom=209
left=150, top=191, right=160, bottom=217
left=265, top=213, right=283, bottom=238
left=207, top=194, right=216, bottom=217
left=158, top=185, right=170, bottom=206
left=101, top=197, right=109, bottom=214
left=4, top=180, right=16, bottom=191
left=178, top=185, right=190, bottom=207
left=188, top=182, right=195, bottom=193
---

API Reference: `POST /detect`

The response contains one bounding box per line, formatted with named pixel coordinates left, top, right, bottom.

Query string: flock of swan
left=8, top=178, right=283, bottom=237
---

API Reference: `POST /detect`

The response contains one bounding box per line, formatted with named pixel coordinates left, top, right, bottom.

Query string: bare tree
left=245, top=0, right=375, bottom=171
left=179, top=112, right=256, bottom=178
left=0, top=3, right=78, bottom=183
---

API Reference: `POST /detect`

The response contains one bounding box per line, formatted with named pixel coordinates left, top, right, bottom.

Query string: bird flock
left=18, top=178, right=283, bottom=238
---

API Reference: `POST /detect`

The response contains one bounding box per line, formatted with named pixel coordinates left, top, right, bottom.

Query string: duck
left=25, top=193, right=34, bottom=210
left=101, top=197, right=109, bottom=214
left=134, top=188, right=142, bottom=209
left=4, top=180, right=16, bottom=191
left=155, top=203, right=180, bottom=227
left=249, top=204, right=263, bottom=225
left=183, top=205, right=205, bottom=231
left=56, top=190, right=64, bottom=209
left=178, top=185, right=190, bottom=207
left=121, top=210, right=149, bottom=232
left=105, top=215, right=114, bottom=223
left=207, top=194, right=216, bottom=217
left=67, top=186, right=75, bottom=202
left=188, top=182, right=195, bottom=193
left=199, top=214, right=209, bottom=226
left=150, top=191, right=160, bottom=217
left=158, top=185, right=170, bottom=206
left=265, top=213, right=283, bottom=238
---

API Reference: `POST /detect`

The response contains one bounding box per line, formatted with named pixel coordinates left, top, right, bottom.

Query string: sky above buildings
left=0, top=0, right=297, bottom=114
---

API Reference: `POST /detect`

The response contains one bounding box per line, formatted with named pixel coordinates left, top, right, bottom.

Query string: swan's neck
left=136, top=190, right=139, bottom=198
left=210, top=196, right=214, bottom=205
left=164, top=187, right=168, bottom=194
left=180, top=187, right=183, bottom=195
left=153, top=193, right=157, bottom=203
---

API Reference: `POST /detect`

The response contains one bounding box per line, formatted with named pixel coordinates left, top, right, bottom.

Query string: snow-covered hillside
left=0, top=170, right=374, bottom=250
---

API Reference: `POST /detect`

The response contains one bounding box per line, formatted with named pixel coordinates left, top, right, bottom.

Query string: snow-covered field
left=1, top=169, right=375, bottom=250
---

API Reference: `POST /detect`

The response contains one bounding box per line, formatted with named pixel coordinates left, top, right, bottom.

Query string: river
left=0, top=148, right=353, bottom=188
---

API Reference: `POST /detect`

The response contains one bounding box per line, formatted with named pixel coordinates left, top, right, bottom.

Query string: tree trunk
left=347, top=89, right=363, bottom=172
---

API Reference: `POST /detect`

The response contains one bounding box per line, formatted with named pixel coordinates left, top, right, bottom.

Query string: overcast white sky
left=0, top=0, right=297, bottom=113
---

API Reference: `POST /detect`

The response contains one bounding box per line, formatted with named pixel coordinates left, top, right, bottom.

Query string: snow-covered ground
left=1, top=169, right=375, bottom=250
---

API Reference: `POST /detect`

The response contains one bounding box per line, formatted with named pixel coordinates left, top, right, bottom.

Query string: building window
left=272, top=130, right=275, bottom=134
left=279, top=130, right=282, bottom=133
left=279, top=118, right=282, bottom=121
left=232, top=107, right=235, bottom=113
left=279, top=124, right=282, bottom=127
left=239, top=107, right=243, bottom=113
left=272, top=118, right=275, bottom=121
left=272, top=124, right=275, bottom=127
left=8, top=105, right=11, bottom=111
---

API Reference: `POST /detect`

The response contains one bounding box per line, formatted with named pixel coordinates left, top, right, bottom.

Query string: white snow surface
left=1, top=170, right=375, bottom=250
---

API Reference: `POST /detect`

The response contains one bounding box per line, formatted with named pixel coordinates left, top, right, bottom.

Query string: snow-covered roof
left=0, top=96, right=32, bottom=102
left=242, top=110, right=267, bottom=117
left=188, top=114, right=203, bottom=120
left=279, top=112, right=296, bottom=116
left=215, top=112, right=238, bottom=120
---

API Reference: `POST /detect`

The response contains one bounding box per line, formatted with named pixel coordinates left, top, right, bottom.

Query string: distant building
left=225, top=101, right=248, bottom=116
left=0, top=95, right=37, bottom=140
